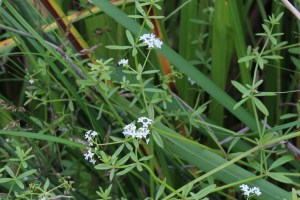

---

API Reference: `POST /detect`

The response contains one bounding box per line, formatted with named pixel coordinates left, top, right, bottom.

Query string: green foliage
left=0, top=0, right=299, bottom=200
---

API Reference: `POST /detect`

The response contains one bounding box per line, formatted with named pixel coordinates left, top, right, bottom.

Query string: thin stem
left=163, top=145, right=262, bottom=199
left=141, top=163, right=185, bottom=199
left=6, top=164, right=22, bottom=199
left=213, top=174, right=266, bottom=192
left=251, top=97, right=261, bottom=138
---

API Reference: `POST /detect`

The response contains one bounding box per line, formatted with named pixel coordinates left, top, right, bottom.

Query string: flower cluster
left=29, top=79, right=35, bottom=84
left=240, top=184, right=261, bottom=197
left=139, top=33, right=163, bottom=49
left=83, top=130, right=98, bottom=164
left=84, top=130, right=98, bottom=147
left=188, top=77, right=195, bottom=85
left=84, top=148, right=96, bottom=164
left=118, top=59, right=128, bottom=66
left=122, top=117, right=153, bottom=144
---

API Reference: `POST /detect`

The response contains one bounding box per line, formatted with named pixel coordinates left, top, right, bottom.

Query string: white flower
left=40, top=196, right=46, bottom=200
left=240, top=184, right=249, bottom=192
left=90, top=158, right=96, bottom=165
left=136, top=127, right=150, bottom=139
left=91, top=131, right=98, bottom=137
left=122, top=117, right=153, bottom=143
left=139, top=33, right=163, bottom=49
left=239, top=184, right=261, bottom=197
left=118, top=59, right=128, bottom=66
left=122, top=123, right=136, bottom=137
left=29, top=79, right=34, bottom=84
left=252, top=187, right=261, bottom=196
left=153, top=39, right=163, bottom=49
left=83, top=130, right=98, bottom=164
left=83, top=148, right=97, bottom=165
left=137, top=117, right=153, bottom=128
left=84, top=148, right=94, bottom=160
left=84, top=130, right=98, bottom=146
left=188, top=77, right=195, bottom=85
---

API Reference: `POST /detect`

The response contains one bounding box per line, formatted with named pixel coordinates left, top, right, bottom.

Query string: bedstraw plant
left=0, top=0, right=300, bottom=200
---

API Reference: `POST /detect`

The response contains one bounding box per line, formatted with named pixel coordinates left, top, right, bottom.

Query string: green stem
left=213, top=174, right=266, bottom=192
left=251, top=96, right=261, bottom=137
left=149, top=134, right=155, bottom=198
left=163, top=145, right=262, bottom=199
left=6, top=164, right=22, bottom=199
left=141, top=163, right=185, bottom=199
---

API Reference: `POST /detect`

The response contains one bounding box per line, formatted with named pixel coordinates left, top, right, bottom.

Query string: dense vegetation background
left=0, top=0, right=299, bottom=199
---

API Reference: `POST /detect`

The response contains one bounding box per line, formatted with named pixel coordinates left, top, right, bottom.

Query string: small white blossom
left=137, top=117, right=153, bottom=128
left=82, top=130, right=98, bottom=164
left=252, top=187, right=261, bottom=196
left=188, top=77, right=195, bottom=85
left=146, top=138, right=150, bottom=144
left=84, top=148, right=94, bottom=160
left=84, top=130, right=98, bottom=146
left=91, top=130, right=98, bottom=137
left=40, top=196, right=46, bottom=200
left=118, top=59, right=128, bottom=66
left=139, top=33, right=163, bottom=49
left=29, top=79, right=34, bottom=84
left=90, top=158, right=96, bottom=165
left=122, top=117, right=153, bottom=143
left=239, top=184, right=261, bottom=197
left=122, top=123, right=136, bottom=136
left=153, top=39, right=163, bottom=49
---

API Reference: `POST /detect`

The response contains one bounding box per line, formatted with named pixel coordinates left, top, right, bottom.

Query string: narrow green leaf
left=0, top=178, right=12, bottom=184
left=126, top=30, right=134, bottom=46
left=181, top=182, right=194, bottom=197
left=18, top=169, right=36, bottom=179
left=109, top=168, right=115, bottom=181
left=105, top=45, right=132, bottom=50
left=144, top=88, right=163, bottom=93
left=43, top=178, right=50, bottom=191
left=231, top=80, right=247, bottom=94
left=280, top=113, right=298, bottom=120
left=253, top=79, right=263, bottom=88
left=139, top=155, right=153, bottom=162
left=152, top=130, right=164, bottom=148
left=255, top=92, right=276, bottom=97
left=116, top=154, right=130, bottom=166
left=135, top=1, right=146, bottom=16
left=155, top=178, right=166, bottom=200
left=253, top=97, right=269, bottom=116
left=288, top=47, right=300, bottom=54
left=257, top=57, right=265, bottom=70
left=259, top=132, right=274, bottom=145
left=268, top=155, right=294, bottom=171
left=195, top=184, right=216, bottom=199
left=238, top=55, right=255, bottom=63
left=268, top=172, right=293, bottom=184
left=5, top=166, right=14, bottom=177
left=95, top=164, right=111, bottom=170
left=142, top=70, right=160, bottom=74
left=262, top=55, right=283, bottom=60
left=233, top=97, right=249, bottom=110
left=116, top=165, right=135, bottom=176
left=15, top=179, right=24, bottom=189
left=262, top=24, right=270, bottom=34
left=112, top=144, right=124, bottom=159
